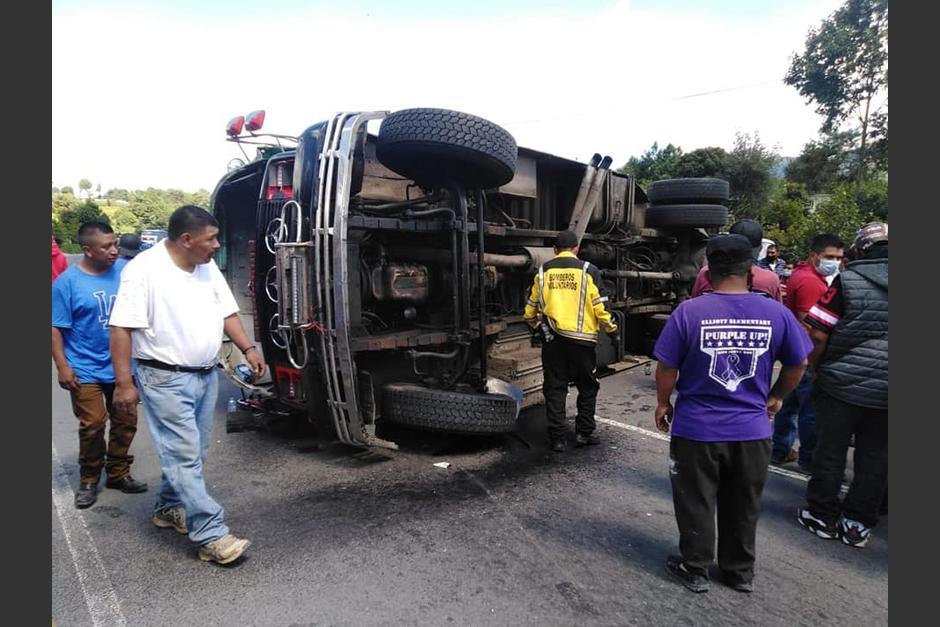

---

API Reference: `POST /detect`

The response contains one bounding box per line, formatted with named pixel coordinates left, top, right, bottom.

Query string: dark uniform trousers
left=669, top=436, right=771, bottom=584
left=542, top=337, right=599, bottom=441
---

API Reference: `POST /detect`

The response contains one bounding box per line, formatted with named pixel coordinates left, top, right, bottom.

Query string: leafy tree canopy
left=618, top=142, right=683, bottom=186
left=785, top=0, right=888, bottom=188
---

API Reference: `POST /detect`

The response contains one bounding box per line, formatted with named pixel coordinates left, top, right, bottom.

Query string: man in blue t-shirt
left=52, top=221, right=148, bottom=509
left=653, top=233, right=812, bottom=594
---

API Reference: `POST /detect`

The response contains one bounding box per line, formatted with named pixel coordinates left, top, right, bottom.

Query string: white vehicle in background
left=139, top=229, right=168, bottom=250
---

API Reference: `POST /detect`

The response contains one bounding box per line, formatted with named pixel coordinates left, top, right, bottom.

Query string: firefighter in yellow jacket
left=524, top=230, right=619, bottom=452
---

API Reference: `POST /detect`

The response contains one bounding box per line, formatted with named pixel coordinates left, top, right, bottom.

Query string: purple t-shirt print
left=701, top=321, right=771, bottom=392
left=654, top=293, right=812, bottom=442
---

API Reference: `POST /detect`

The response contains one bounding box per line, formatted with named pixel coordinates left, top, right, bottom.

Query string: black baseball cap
left=554, top=230, right=579, bottom=249
left=706, top=233, right=753, bottom=265
left=119, top=233, right=141, bottom=257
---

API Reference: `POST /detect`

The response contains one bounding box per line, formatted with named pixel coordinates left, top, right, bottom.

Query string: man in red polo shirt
left=771, top=233, right=844, bottom=467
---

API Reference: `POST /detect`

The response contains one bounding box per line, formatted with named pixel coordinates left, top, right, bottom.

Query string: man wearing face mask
left=771, top=234, right=844, bottom=468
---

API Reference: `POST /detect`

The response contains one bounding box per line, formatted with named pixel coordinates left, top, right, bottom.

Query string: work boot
left=551, top=440, right=567, bottom=453
left=199, top=534, right=251, bottom=565
left=105, top=476, right=149, bottom=493
left=74, top=482, right=98, bottom=509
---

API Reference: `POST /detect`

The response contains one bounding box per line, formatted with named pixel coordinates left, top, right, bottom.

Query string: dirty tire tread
left=382, top=384, right=518, bottom=434
left=645, top=204, right=728, bottom=228
left=376, top=108, right=517, bottom=189
left=647, top=178, right=730, bottom=205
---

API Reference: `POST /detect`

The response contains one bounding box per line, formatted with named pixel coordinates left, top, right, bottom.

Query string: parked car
left=139, top=228, right=168, bottom=250
left=210, top=108, right=730, bottom=449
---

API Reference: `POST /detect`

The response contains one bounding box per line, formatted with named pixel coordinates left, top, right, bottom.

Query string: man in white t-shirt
left=110, top=205, right=266, bottom=566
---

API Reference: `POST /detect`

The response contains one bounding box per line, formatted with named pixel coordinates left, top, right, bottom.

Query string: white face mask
left=816, top=258, right=840, bottom=277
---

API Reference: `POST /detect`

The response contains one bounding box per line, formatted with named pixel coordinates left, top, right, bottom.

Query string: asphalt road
left=51, top=357, right=888, bottom=627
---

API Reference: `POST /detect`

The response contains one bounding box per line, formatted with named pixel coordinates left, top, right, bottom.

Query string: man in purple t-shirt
left=653, top=233, right=812, bottom=594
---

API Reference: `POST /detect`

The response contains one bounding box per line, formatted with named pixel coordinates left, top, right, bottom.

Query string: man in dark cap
left=524, top=230, right=619, bottom=452
left=118, top=233, right=141, bottom=260
left=690, top=219, right=782, bottom=301
left=653, top=233, right=811, bottom=593
left=797, top=222, right=888, bottom=548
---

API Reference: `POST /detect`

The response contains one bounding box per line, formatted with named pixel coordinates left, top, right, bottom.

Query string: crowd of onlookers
left=52, top=211, right=888, bottom=583
left=658, top=219, right=888, bottom=592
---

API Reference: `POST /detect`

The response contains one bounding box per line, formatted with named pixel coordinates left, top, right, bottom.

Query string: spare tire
left=645, top=204, right=728, bottom=228
left=647, top=178, right=730, bottom=205
left=382, top=383, right=519, bottom=434
left=376, top=108, right=517, bottom=189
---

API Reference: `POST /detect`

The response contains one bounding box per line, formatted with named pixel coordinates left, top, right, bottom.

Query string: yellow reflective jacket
left=523, top=251, right=617, bottom=344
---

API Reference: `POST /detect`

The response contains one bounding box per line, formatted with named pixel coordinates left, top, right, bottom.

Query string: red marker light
left=226, top=115, right=245, bottom=137
left=245, top=110, right=266, bottom=132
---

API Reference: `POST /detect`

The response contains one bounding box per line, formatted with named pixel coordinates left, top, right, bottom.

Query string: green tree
left=759, top=182, right=811, bottom=253
left=128, top=188, right=171, bottom=229
left=866, top=109, right=888, bottom=173
left=618, top=142, right=683, bottom=186
left=61, top=186, right=74, bottom=195
left=185, top=189, right=211, bottom=208
left=54, top=201, right=109, bottom=252
left=108, top=205, right=142, bottom=234
left=855, top=174, right=888, bottom=219
left=675, top=147, right=729, bottom=179
left=786, top=132, right=857, bottom=193
left=79, top=178, right=93, bottom=198
left=725, top=132, right=779, bottom=218
left=787, top=182, right=880, bottom=257
left=105, top=188, right=131, bottom=202
left=784, top=0, right=888, bottom=191
left=52, top=191, right=80, bottom=219
left=162, top=189, right=188, bottom=208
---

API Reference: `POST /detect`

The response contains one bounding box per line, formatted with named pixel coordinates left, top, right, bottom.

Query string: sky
left=52, top=0, right=850, bottom=193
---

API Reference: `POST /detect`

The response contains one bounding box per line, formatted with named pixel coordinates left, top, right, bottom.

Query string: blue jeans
left=136, top=365, right=228, bottom=545
left=771, top=368, right=816, bottom=468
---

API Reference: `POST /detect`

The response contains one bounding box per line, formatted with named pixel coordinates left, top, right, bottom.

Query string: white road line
left=596, top=416, right=834, bottom=485
left=51, top=443, right=127, bottom=627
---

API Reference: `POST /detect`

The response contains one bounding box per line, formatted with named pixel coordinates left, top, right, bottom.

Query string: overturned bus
left=209, top=108, right=729, bottom=449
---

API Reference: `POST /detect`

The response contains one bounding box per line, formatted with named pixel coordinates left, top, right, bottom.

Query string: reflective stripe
left=577, top=261, right=589, bottom=332
left=526, top=298, right=539, bottom=308
left=537, top=265, right=546, bottom=309
left=592, top=296, right=608, bottom=305
left=556, top=329, right=598, bottom=341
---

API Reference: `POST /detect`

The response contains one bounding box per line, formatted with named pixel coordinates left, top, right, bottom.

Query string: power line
left=507, top=80, right=782, bottom=126
left=673, top=80, right=779, bottom=100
